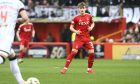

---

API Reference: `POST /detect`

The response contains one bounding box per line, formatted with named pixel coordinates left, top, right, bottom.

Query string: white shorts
left=0, top=36, right=14, bottom=54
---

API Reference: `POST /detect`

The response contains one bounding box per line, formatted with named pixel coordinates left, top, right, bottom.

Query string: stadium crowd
left=21, top=0, right=140, bottom=7
left=121, top=23, right=140, bottom=43
left=19, top=0, right=140, bottom=43
left=20, top=0, right=140, bottom=19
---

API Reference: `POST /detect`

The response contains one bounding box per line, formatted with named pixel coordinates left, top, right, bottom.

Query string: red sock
left=64, top=51, right=77, bottom=68
left=88, top=53, right=95, bottom=68
left=19, top=51, right=25, bottom=59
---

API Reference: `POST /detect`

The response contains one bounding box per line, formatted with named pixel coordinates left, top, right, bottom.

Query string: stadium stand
left=14, top=0, right=140, bottom=59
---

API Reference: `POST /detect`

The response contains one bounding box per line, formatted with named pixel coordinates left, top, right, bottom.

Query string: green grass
left=0, top=58, right=140, bottom=84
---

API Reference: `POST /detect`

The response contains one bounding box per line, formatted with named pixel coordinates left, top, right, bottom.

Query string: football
left=27, top=77, right=40, bottom=84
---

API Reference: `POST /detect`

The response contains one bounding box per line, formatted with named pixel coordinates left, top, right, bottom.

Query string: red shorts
left=72, top=40, right=94, bottom=50
left=20, top=39, right=30, bottom=47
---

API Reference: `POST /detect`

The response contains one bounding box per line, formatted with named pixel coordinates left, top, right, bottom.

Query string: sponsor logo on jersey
left=24, top=28, right=31, bottom=32
left=78, top=20, right=90, bottom=25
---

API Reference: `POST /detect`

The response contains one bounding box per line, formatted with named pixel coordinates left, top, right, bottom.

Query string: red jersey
left=18, top=23, right=34, bottom=41
left=71, top=13, right=93, bottom=41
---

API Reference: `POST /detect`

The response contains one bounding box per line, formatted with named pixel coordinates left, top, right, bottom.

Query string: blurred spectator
left=136, top=33, right=140, bottom=42
left=65, top=0, right=76, bottom=6
left=64, top=0, right=85, bottom=6
left=123, top=0, right=140, bottom=7
left=20, top=0, right=27, bottom=5
left=33, top=33, right=40, bottom=42
left=48, top=0, right=58, bottom=6
left=71, top=32, right=76, bottom=42
left=54, top=0, right=59, bottom=6
left=61, top=24, right=71, bottom=42
left=42, top=0, right=50, bottom=6
left=109, top=0, right=121, bottom=5
left=55, top=7, right=63, bottom=17
left=27, top=0, right=34, bottom=9
left=44, top=32, right=55, bottom=42
left=41, top=8, right=49, bottom=18
left=97, top=7, right=109, bottom=17
left=87, top=0, right=94, bottom=6
left=34, top=0, right=40, bottom=6
left=122, top=24, right=136, bottom=43
left=133, top=24, right=140, bottom=42
left=27, top=9, right=36, bottom=18
left=50, top=11, right=56, bottom=17
left=21, top=0, right=140, bottom=22
left=122, top=34, right=134, bottom=43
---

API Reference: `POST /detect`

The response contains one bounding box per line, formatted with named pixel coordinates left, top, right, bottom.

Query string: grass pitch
left=0, top=58, right=140, bottom=84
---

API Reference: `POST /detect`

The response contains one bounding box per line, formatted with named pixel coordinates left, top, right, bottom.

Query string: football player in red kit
left=16, top=22, right=35, bottom=63
left=61, top=2, right=95, bottom=74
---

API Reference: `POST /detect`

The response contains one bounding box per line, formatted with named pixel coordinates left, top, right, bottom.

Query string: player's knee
left=8, top=49, right=17, bottom=61
left=72, top=49, right=78, bottom=53
left=0, top=51, right=9, bottom=58
left=88, top=49, right=94, bottom=54
left=23, top=48, right=27, bottom=52
left=20, top=48, right=23, bottom=52
left=0, top=51, right=9, bottom=64
left=20, top=45, right=24, bottom=51
left=0, top=55, right=6, bottom=64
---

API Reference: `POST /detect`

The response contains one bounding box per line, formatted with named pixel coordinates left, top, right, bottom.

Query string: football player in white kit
left=0, top=0, right=29, bottom=84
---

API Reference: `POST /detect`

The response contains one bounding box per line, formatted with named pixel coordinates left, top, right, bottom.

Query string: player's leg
left=0, top=51, right=9, bottom=64
left=0, top=33, right=9, bottom=63
left=0, top=48, right=26, bottom=83
left=9, top=49, right=27, bottom=84
left=87, top=49, right=95, bottom=74
left=18, top=40, right=27, bottom=63
left=0, top=55, right=5, bottom=64
left=61, top=41, right=83, bottom=74
left=60, top=48, right=78, bottom=74
left=85, top=41, right=95, bottom=74
left=18, top=44, right=25, bottom=63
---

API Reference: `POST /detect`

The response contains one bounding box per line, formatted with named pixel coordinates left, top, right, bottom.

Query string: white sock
left=64, top=67, right=68, bottom=70
left=87, top=68, right=92, bottom=71
left=10, top=59, right=24, bottom=84
left=0, top=56, right=4, bottom=64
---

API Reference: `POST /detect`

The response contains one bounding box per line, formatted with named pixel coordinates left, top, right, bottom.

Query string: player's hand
left=88, top=27, right=93, bottom=31
left=75, top=30, right=81, bottom=35
left=16, top=18, right=22, bottom=23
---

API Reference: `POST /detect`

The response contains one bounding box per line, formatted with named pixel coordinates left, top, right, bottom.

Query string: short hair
left=77, top=2, right=87, bottom=8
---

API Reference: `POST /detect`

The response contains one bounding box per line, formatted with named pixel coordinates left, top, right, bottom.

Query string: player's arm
left=70, top=24, right=81, bottom=34
left=88, top=22, right=95, bottom=31
left=32, top=26, right=35, bottom=38
left=16, top=27, right=21, bottom=41
left=70, top=18, right=81, bottom=34
left=88, top=15, right=95, bottom=31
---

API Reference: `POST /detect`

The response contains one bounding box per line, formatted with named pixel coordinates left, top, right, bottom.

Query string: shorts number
left=0, top=11, right=8, bottom=28
left=0, top=11, right=8, bottom=23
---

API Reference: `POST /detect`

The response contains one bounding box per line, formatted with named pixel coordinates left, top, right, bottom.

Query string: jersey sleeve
left=71, top=17, right=77, bottom=25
